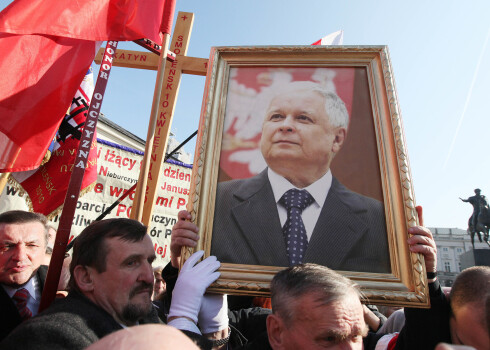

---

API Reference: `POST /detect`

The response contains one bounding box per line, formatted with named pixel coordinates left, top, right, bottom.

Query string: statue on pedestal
left=460, top=189, right=490, bottom=248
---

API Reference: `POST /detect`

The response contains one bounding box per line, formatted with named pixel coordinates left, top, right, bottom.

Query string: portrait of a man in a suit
left=210, top=77, right=390, bottom=273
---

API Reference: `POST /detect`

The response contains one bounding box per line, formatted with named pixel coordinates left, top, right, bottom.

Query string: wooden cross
left=94, top=12, right=208, bottom=226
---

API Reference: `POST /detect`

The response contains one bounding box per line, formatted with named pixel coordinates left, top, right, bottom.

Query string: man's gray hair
left=271, top=263, right=361, bottom=326
left=269, top=81, right=350, bottom=129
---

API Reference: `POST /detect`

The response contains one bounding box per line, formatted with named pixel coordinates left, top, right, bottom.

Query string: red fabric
left=161, top=0, right=176, bottom=34
left=387, top=334, right=399, bottom=350
left=0, top=0, right=169, bottom=172
left=20, top=137, right=98, bottom=215
left=252, top=297, right=272, bottom=309
left=0, top=0, right=166, bottom=42
left=0, top=34, right=96, bottom=172
left=12, top=288, right=32, bottom=321
left=13, top=68, right=98, bottom=216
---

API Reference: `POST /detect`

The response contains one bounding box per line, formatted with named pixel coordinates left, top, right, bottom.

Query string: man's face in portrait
left=260, top=88, right=346, bottom=186
left=0, top=222, right=47, bottom=287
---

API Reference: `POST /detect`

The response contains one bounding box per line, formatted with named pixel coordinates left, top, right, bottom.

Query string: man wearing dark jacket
left=0, top=210, right=50, bottom=341
left=395, top=227, right=490, bottom=350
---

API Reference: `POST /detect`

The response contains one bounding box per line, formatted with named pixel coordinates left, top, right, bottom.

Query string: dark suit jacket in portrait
left=211, top=169, right=390, bottom=273
left=0, top=265, right=48, bottom=342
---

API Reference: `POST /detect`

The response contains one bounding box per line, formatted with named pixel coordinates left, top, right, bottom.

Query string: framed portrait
left=184, top=46, right=429, bottom=307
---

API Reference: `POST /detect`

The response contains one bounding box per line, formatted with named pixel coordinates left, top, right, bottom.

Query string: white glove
left=168, top=250, right=221, bottom=324
left=198, top=293, right=229, bottom=334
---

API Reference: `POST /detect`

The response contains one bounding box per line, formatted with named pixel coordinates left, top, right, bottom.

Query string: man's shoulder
left=217, top=171, right=267, bottom=190
left=331, top=177, right=384, bottom=213
left=0, top=299, right=97, bottom=350
left=216, top=170, right=270, bottom=201
left=0, top=293, right=121, bottom=350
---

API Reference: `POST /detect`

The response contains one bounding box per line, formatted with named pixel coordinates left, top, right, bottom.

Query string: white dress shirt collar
left=1, top=274, right=39, bottom=300
left=268, top=167, right=332, bottom=207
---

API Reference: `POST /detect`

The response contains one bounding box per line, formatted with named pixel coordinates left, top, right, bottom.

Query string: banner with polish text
left=0, top=139, right=191, bottom=266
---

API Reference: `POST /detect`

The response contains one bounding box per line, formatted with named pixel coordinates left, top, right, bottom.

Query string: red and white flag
left=312, top=30, right=344, bottom=45
left=13, top=68, right=98, bottom=216
left=0, top=0, right=170, bottom=173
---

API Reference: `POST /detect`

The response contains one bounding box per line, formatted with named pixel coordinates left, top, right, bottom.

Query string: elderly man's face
left=0, top=222, right=46, bottom=287
left=88, top=235, right=156, bottom=326
left=450, top=304, right=490, bottom=350
left=260, top=89, right=345, bottom=186
left=268, top=291, right=367, bottom=350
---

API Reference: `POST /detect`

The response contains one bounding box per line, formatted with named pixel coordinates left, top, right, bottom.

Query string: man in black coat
left=0, top=210, right=50, bottom=341
left=0, top=218, right=221, bottom=350
left=394, top=226, right=490, bottom=350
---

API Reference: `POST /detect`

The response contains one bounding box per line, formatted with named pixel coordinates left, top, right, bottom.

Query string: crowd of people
left=0, top=209, right=488, bottom=350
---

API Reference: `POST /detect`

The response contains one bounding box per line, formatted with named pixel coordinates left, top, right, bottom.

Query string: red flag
left=13, top=69, right=98, bottom=216
left=0, top=0, right=166, bottom=42
left=0, top=0, right=168, bottom=173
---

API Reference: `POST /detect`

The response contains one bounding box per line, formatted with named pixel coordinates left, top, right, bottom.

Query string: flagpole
left=131, top=0, right=176, bottom=221
left=0, top=173, right=10, bottom=195
left=39, top=41, right=118, bottom=312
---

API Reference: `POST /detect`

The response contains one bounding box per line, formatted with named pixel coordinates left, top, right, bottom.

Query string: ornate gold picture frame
left=184, top=46, right=428, bottom=307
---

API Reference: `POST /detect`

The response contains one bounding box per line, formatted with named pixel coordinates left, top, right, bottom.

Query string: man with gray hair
left=207, top=81, right=389, bottom=271
left=227, top=263, right=383, bottom=350
left=267, top=264, right=368, bottom=349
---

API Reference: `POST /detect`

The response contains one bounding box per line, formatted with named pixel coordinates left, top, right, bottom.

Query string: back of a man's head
left=271, top=263, right=360, bottom=325
left=68, top=218, right=148, bottom=292
left=449, top=266, right=490, bottom=349
left=0, top=210, right=49, bottom=245
left=450, top=266, right=490, bottom=313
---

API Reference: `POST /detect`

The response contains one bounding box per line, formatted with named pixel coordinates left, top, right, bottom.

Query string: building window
left=444, top=261, right=451, bottom=272
left=458, top=262, right=461, bottom=272
left=441, top=247, right=450, bottom=258
left=456, top=248, right=463, bottom=254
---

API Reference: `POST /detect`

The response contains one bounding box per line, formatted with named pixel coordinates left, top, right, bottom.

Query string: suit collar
left=230, top=170, right=290, bottom=266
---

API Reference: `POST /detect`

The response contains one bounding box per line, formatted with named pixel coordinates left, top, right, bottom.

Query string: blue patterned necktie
left=279, top=189, right=314, bottom=266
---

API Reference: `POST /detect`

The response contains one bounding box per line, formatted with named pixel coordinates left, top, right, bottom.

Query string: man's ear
left=73, top=265, right=94, bottom=293
left=332, top=127, right=346, bottom=153
left=267, top=314, right=287, bottom=350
